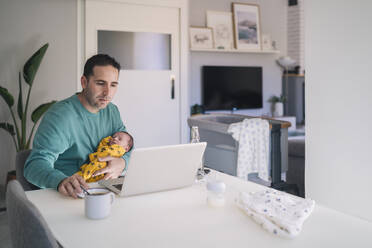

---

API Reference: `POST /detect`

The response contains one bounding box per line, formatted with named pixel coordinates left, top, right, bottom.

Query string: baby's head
left=109, top=131, right=134, bottom=152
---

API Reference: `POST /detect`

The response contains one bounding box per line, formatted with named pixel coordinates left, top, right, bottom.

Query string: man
left=24, top=54, right=130, bottom=198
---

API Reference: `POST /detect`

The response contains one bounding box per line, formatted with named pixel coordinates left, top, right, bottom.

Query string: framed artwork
left=262, top=34, right=273, bottom=50
left=206, top=11, right=234, bottom=50
left=189, top=26, right=214, bottom=49
left=232, top=2, right=262, bottom=50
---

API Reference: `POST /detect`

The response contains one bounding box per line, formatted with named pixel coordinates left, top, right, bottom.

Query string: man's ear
left=81, top=76, right=88, bottom=90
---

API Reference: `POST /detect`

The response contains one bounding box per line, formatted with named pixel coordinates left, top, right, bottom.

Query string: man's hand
left=58, top=174, right=89, bottom=199
left=94, top=156, right=126, bottom=180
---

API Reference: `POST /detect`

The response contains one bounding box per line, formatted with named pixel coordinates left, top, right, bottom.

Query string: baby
left=77, top=131, right=134, bottom=182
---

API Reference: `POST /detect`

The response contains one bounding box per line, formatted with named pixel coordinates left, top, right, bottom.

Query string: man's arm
left=24, top=109, right=89, bottom=197
left=93, top=156, right=126, bottom=179
left=24, top=147, right=68, bottom=189
left=24, top=109, right=70, bottom=189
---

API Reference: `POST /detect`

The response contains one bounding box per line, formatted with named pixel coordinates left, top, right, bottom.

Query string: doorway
left=84, top=0, right=187, bottom=148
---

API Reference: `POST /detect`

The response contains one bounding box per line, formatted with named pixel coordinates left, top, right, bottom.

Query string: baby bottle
left=206, top=180, right=226, bottom=207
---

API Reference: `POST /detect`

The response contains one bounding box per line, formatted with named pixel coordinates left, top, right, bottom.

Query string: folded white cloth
left=236, top=189, right=315, bottom=238
left=227, top=118, right=270, bottom=181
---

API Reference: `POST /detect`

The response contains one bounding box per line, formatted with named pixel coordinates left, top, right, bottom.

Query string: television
left=202, top=66, right=263, bottom=110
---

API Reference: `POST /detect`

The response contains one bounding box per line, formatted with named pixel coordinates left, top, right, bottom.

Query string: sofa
left=286, top=137, right=305, bottom=197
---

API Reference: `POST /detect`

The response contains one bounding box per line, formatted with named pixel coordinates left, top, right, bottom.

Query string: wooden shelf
left=190, top=48, right=280, bottom=54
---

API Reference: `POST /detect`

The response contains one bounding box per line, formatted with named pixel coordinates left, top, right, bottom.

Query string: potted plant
left=190, top=104, right=205, bottom=116
left=0, top=43, right=56, bottom=181
left=268, top=94, right=286, bottom=117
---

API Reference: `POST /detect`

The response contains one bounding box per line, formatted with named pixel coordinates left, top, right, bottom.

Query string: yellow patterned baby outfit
left=77, top=136, right=126, bottom=182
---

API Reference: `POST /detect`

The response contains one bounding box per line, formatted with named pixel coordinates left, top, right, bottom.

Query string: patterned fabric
left=236, top=189, right=315, bottom=238
left=77, top=136, right=126, bottom=182
left=228, top=118, right=270, bottom=181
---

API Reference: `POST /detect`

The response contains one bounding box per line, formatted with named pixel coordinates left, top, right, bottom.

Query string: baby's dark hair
left=120, top=131, right=134, bottom=152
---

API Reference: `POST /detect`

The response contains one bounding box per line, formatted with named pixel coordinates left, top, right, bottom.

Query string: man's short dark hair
left=83, top=54, right=121, bottom=79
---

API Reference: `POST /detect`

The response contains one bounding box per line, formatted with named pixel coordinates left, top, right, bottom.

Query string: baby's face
left=110, top=132, right=132, bottom=151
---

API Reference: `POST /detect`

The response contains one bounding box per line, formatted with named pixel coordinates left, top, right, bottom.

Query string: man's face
left=81, top=65, right=119, bottom=112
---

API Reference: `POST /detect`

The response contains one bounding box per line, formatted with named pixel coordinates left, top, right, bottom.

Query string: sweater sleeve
left=112, top=105, right=131, bottom=171
left=24, top=107, right=71, bottom=189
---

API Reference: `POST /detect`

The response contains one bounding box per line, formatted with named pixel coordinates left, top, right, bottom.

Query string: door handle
left=171, top=76, right=175, bottom=99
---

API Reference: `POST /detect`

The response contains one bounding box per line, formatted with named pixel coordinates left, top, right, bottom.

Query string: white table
left=26, top=171, right=372, bottom=248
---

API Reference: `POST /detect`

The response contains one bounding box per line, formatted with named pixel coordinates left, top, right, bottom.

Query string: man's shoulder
left=106, top=102, right=119, bottom=111
left=36, top=95, right=80, bottom=137
left=103, top=102, right=120, bottom=116
left=44, top=95, right=78, bottom=119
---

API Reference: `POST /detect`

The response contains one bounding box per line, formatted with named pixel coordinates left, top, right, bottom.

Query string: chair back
left=16, top=150, right=39, bottom=191
left=6, top=180, right=59, bottom=248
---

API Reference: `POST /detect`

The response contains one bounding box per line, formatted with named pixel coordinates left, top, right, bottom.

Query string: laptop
left=98, top=142, right=207, bottom=197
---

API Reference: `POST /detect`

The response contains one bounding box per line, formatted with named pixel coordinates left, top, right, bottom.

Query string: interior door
left=85, top=1, right=180, bottom=148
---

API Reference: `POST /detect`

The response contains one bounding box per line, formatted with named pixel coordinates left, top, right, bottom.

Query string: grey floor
left=0, top=184, right=12, bottom=248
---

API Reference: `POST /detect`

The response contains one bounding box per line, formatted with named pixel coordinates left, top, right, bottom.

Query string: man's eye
left=96, top=82, right=105, bottom=86
left=111, top=84, right=118, bottom=88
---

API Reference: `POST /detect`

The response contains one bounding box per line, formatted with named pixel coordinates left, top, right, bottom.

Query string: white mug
left=84, top=188, right=115, bottom=220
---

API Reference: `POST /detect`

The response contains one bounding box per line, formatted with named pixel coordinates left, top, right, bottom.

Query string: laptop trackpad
left=113, top=184, right=123, bottom=191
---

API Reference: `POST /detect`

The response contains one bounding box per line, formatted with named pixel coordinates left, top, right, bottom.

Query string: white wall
left=305, top=0, right=372, bottom=221
left=0, top=0, right=77, bottom=185
left=189, top=0, right=287, bottom=116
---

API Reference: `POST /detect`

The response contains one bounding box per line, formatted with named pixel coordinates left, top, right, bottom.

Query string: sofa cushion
left=288, top=138, right=305, bottom=157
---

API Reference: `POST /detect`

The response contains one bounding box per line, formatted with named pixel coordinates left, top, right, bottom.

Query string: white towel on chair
left=228, top=118, right=270, bottom=181
left=236, top=189, right=315, bottom=238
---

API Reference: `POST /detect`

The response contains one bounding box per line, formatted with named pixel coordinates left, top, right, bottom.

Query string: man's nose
left=102, top=84, right=110, bottom=96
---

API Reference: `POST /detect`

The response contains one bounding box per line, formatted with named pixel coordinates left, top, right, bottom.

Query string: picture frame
left=189, top=26, right=214, bottom=49
left=232, top=2, right=262, bottom=50
left=262, top=34, right=273, bottom=50
left=206, top=11, right=234, bottom=50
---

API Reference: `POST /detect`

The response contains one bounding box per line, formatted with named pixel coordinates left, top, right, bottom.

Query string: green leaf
left=267, top=95, right=280, bottom=103
left=0, top=86, right=14, bottom=107
left=23, top=43, right=49, bottom=86
left=17, top=72, right=23, bottom=119
left=31, top=100, right=56, bottom=123
left=268, top=94, right=287, bottom=103
left=279, top=94, right=287, bottom=103
left=0, top=122, right=15, bottom=136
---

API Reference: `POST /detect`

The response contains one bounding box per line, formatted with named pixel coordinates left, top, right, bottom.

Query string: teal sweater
left=24, top=94, right=130, bottom=189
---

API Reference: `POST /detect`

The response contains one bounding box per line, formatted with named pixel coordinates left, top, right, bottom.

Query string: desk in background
left=26, top=171, right=372, bottom=248
left=188, top=114, right=289, bottom=179
left=272, top=116, right=296, bottom=132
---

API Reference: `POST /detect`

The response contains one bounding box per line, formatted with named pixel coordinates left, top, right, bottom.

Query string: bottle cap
left=207, top=180, right=226, bottom=193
